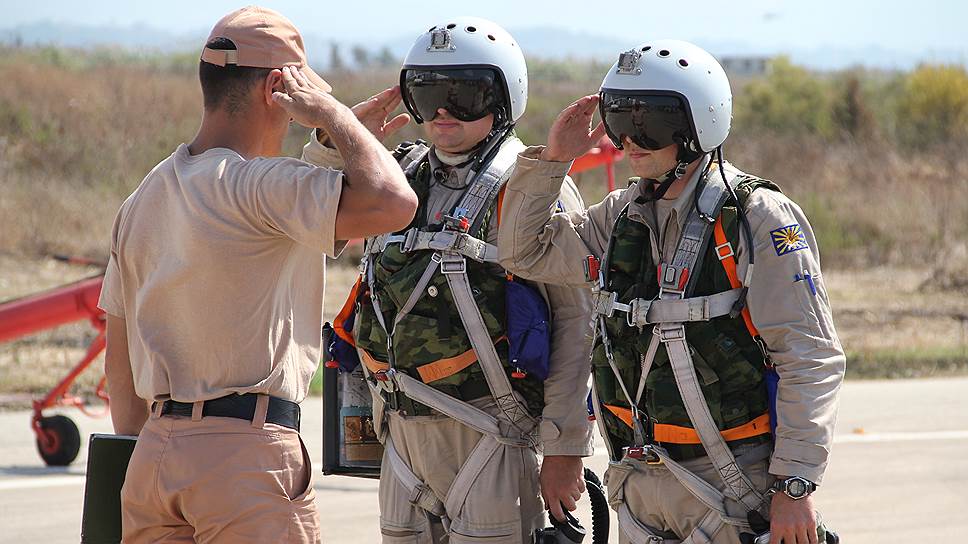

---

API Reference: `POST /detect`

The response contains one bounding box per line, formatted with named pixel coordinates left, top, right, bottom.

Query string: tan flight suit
left=302, top=133, right=595, bottom=543
left=497, top=149, right=846, bottom=543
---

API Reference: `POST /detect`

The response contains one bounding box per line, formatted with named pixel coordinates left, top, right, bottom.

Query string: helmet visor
left=600, top=92, right=693, bottom=150
left=402, top=68, right=501, bottom=123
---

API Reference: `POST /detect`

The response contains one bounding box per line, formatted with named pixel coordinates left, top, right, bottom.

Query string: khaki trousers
left=604, top=444, right=773, bottom=544
left=120, top=404, right=319, bottom=543
left=377, top=406, right=544, bottom=544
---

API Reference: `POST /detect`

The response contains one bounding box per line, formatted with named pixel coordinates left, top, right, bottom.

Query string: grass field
left=1, top=255, right=965, bottom=406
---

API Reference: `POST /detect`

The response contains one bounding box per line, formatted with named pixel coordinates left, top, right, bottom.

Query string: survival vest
left=591, top=172, right=781, bottom=462
left=351, top=137, right=547, bottom=419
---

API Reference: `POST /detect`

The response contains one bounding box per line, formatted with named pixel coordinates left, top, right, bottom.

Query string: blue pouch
left=765, top=366, right=780, bottom=436
left=328, top=278, right=363, bottom=373
left=505, top=278, right=551, bottom=381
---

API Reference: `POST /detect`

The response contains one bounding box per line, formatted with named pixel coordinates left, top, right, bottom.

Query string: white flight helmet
left=599, top=39, right=732, bottom=153
left=400, top=17, right=527, bottom=126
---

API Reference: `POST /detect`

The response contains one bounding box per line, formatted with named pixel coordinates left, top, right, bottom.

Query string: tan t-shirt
left=98, top=144, right=345, bottom=403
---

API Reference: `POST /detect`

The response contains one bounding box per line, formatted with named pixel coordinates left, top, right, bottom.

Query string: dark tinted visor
left=600, top=92, right=693, bottom=150
left=402, top=68, right=501, bottom=122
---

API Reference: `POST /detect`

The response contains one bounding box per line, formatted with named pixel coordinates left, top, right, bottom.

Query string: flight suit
left=497, top=148, right=845, bottom=543
left=303, top=132, right=595, bottom=543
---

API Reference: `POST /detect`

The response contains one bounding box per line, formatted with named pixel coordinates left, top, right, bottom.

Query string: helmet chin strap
left=634, top=143, right=699, bottom=204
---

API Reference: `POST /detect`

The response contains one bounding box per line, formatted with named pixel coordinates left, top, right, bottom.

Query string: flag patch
left=771, top=224, right=809, bottom=256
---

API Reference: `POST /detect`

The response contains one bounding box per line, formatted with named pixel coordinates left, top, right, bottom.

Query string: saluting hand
left=350, top=86, right=412, bottom=142
left=272, top=66, right=346, bottom=129
left=540, top=94, right=606, bottom=163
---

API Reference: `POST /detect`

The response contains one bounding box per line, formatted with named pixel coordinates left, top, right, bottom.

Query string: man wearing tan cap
left=98, top=6, right=417, bottom=543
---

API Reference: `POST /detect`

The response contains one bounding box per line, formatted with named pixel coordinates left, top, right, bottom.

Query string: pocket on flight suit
left=287, top=434, right=320, bottom=544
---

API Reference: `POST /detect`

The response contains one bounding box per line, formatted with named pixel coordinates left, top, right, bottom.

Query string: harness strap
left=593, top=288, right=744, bottom=326
left=604, top=406, right=771, bottom=445
left=444, top=252, right=538, bottom=436
left=369, top=230, right=498, bottom=264
left=713, top=216, right=760, bottom=338
left=384, top=437, right=449, bottom=520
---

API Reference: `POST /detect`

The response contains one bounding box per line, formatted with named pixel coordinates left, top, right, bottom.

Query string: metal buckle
left=439, top=256, right=466, bottom=275
left=623, top=445, right=662, bottom=465
left=593, top=290, right=618, bottom=317
left=627, top=298, right=652, bottom=327
left=373, top=368, right=397, bottom=392
left=715, top=241, right=734, bottom=261
left=401, top=229, right=419, bottom=253
left=657, top=325, right=685, bottom=343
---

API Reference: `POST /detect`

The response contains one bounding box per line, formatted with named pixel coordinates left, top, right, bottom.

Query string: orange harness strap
left=360, top=337, right=507, bottom=384
left=713, top=216, right=760, bottom=338
left=333, top=276, right=363, bottom=346
left=604, top=404, right=771, bottom=445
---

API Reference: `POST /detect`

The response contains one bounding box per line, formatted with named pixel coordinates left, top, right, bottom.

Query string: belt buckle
left=657, top=324, right=685, bottom=343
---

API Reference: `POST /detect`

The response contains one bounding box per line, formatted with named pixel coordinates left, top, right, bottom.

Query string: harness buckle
left=657, top=324, right=686, bottom=343
left=593, top=290, right=618, bottom=318
left=439, top=255, right=467, bottom=275
left=715, top=240, right=734, bottom=261
left=623, top=445, right=663, bottom=465
left=382, top=233, right=407, bottom=252
left=373, top=368, right=398, bottom=393
left=628, top=298, right=653, bottom=328
left=401, top=229, right=419, bottom=253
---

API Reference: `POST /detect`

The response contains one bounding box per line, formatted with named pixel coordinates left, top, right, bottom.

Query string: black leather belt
left=155, top=393, right=300, bottom=432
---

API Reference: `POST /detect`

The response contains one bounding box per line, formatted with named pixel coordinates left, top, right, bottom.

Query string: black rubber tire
left=36, top=414, right=81, bottom=466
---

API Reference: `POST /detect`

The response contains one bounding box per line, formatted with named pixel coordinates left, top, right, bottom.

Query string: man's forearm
left=318, top=105, right=400, bottom=195
left=105, top=315, right=148, bottom=435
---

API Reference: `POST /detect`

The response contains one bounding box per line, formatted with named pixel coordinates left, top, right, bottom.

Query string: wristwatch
left=770, top=476, right=817, bottom=500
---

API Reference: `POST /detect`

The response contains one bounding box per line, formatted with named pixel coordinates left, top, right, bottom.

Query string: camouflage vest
left=593, top=175, right=780, bottom=460
left=353, top=142, right=544, bottom=417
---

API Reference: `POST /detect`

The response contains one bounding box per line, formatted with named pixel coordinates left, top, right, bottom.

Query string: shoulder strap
left=455, top=138, right=527, bottom=233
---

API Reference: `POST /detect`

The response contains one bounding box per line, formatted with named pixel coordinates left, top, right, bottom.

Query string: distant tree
left=896, top=64, right=968, bottom=148
left=832, top=73, right=876, bottom=140
left=376, top=47, right=397, bottom=68
left=734, top=56, right=834, bottom=137
left=329, top=43, right=345, bottom=72
left=351, top=46, right=370, bottom=69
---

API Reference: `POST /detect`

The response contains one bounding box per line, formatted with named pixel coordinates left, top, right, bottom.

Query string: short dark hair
left=198, top=38, right=272, bottom=115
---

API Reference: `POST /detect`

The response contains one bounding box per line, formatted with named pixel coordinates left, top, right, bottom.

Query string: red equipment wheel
left=36, top=415, right=81, bottom=466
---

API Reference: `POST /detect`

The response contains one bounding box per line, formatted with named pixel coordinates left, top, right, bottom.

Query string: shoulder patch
left=554, top=200, right=565, bottom=213
left=770, top=224, right=809, bottom=256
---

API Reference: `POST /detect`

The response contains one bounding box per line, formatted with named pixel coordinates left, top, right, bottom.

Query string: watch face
left=787, top=478, right=807, bottom=498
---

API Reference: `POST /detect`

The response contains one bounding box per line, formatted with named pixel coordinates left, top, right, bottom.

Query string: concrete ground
left=1, top=377, right=967, bottom=543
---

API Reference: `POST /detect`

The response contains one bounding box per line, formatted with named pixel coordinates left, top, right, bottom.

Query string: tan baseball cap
left=200, top=5, right=331, bottom=92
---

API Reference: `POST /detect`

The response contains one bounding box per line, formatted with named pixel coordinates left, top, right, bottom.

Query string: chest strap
left=368, top=229, right=498, bottom=264
left=592, top=287, right=744, bottom=327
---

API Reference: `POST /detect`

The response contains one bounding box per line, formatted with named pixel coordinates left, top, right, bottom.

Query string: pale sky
left=2, top=0, right=964, bottom=67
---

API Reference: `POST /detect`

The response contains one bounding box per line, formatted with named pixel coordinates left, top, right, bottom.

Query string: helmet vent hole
left=466, top=26, right=477, bottom=32
left=487, top=34, right=496, bottom=41
left=658, top=49, right=670, bottom=57
left=678, top=59, right=689, bottom=67
left=641, top=45, right=652, bottom=52
left=446, top=23, right=456, bottom=29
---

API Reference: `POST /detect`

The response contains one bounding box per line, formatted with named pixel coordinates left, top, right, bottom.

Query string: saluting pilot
left=498, top=41, right=844, bottom=544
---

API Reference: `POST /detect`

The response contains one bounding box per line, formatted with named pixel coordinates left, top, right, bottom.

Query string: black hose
left=583, top=468, right=610, bottom=544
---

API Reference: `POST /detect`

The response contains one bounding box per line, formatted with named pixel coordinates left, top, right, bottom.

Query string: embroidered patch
left=771, top=224, right=809, bottom=256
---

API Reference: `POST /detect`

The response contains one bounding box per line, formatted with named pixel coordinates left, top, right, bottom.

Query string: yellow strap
left=603, top=404, right=771, bottom=445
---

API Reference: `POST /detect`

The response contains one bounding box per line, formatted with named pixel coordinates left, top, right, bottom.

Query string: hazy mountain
left=1, top=21, right=964, bottom=71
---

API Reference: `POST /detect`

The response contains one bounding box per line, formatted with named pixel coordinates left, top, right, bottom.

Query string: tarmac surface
left=1, top=377, right=967, bottom=543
